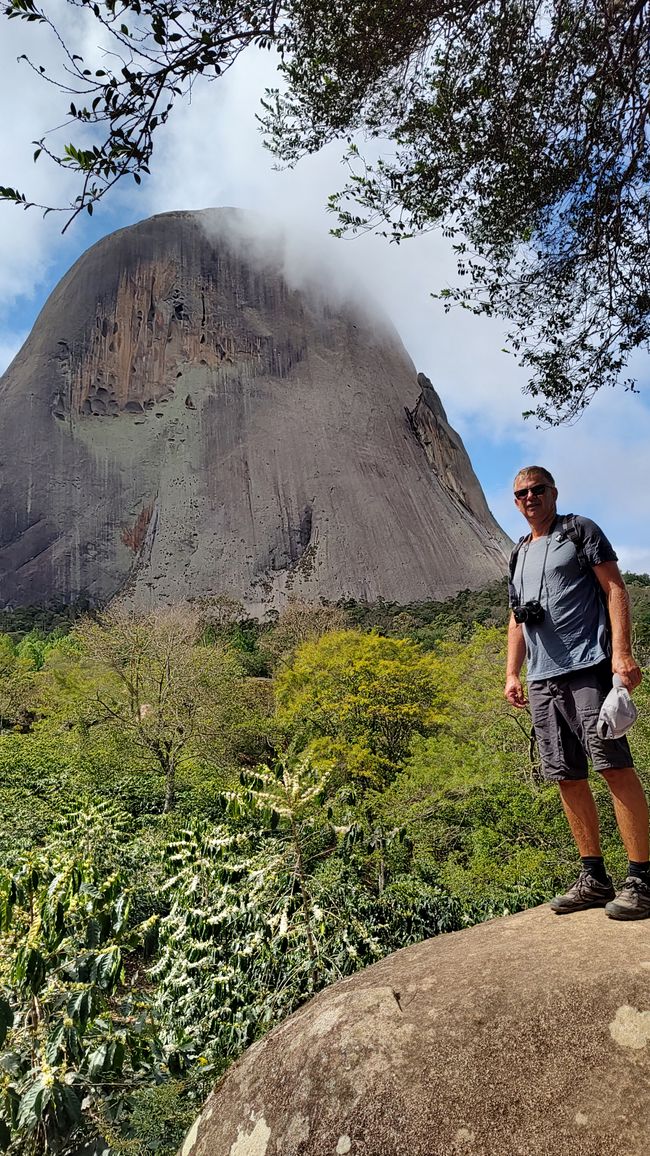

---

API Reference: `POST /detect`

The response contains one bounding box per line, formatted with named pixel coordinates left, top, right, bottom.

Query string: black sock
left=581, top=856, right=609, bottom=883
left=627, top=860, right=650, bottom=881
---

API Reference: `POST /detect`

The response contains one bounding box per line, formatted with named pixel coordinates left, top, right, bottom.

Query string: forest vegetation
left=0, top=577, right=649, bottom=1153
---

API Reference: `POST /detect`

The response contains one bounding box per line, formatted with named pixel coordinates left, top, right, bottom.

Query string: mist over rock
left=180, top=905, right=650, bottom=1156
left=0, top=209, right=510, bottom=610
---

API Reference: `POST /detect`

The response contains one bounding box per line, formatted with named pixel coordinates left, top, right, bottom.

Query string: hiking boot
left=605, top=876, right=650, bottom=921
left=550, top=871, right=615, bottom=914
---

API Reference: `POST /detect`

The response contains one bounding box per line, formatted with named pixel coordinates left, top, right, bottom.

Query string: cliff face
left=0, top=209, right=511, bottom=610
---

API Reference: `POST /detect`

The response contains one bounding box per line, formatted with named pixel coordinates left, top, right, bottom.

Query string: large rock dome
left=180, top=905, right=650, bottom=1156
left=0, top=209, right=510, bottom=610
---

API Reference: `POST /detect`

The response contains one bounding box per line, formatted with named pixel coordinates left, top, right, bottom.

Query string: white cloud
left=136, top=50, right=530, bottom=428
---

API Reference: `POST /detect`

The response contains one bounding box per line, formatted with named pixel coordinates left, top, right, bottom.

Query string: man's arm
left=593, top=560, right=642, bottom=691
left=505, top=613, right=528, bottom=707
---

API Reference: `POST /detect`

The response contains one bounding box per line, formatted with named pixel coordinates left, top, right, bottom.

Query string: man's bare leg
left=557, top=779, right=602, bottom=856
left=601, top=767, right=650, bottom=862
left=550, top=778, right=614, bottom=912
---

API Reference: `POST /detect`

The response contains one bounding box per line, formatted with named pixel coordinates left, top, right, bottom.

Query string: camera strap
left=519, top=532, right=552, bottom=607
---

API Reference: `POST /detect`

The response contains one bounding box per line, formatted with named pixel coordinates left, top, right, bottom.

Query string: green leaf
left=93, top=946, right=122, bottom=988
left=86, top=1040, right=108, bottom=1077
left=14, top=947, right=46, bottom=994
left=109, top=1038, right=125, bottom=1073
left=17, top=1076, right=49, bottom=1130
left=61, top=1084, right=82, bottom=1125
left=67, top=988, right=92, bottom=1027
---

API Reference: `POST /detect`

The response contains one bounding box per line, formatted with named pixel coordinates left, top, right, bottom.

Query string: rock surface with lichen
left=0, top=209, right=510, bottom=611
left=179, top=904, right=650, bottom=1156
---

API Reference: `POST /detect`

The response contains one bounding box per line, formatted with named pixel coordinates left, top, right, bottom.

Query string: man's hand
left=506, top=613, right=527, bottom=708
left=612, top=652, right=643, bottom=693
left=505, top=674, right=528, bottom=708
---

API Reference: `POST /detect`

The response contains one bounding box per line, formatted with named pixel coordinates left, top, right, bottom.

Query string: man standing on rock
left=504, top=465, right=649, bottom=919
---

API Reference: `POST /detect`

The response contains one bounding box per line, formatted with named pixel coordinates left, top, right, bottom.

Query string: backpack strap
left=508, top=534, right=531, bottom=585
left=557, top=514, right=609, bottom=629
left=556, top=513, right=589, bottom=570
left=508, top=533, right=531, bottom=606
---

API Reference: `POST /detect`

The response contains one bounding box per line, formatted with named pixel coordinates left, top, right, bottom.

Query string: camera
left=513, top=599, right=545, bottom=625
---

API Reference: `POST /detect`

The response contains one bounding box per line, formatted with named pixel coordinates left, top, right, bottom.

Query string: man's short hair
left=513, top=465, right=556, bottom=488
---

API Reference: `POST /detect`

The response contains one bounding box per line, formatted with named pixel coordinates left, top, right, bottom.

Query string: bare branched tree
left=76, top=604, right=243, bottom=811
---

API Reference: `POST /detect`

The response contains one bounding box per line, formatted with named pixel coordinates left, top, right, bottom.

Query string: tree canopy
left=2, top=0, right=650, bottom=421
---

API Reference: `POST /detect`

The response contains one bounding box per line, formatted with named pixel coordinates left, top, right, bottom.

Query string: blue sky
left=2, top=15, right=649, bottom=574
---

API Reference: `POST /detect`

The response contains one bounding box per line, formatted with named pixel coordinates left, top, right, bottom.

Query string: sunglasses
left=514, top=483, right=549, bottom=499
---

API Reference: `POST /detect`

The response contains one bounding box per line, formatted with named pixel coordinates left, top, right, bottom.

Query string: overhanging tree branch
left=2, top=0, right=649, bottom=420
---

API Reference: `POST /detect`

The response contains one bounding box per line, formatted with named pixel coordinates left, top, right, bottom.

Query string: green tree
left=275, top=629, right=442, bottom=783
left=265, top=0, right=650, bottom=422
left=433, top=625, right=537, bottom=771
left=3, top=1, right=649, bottom=419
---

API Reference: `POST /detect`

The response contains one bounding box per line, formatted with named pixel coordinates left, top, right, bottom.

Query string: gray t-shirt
left=508, top=515, right=617, bottom=682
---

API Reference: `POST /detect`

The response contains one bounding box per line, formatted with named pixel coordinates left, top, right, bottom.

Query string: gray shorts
left=528, top=661, right=633, bottom=782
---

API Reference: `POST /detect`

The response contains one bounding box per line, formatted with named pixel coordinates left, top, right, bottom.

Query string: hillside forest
left=0, top=577, right=649, bottom=1155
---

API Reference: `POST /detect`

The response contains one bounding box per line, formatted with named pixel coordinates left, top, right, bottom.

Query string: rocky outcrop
left=180, top=905, right=650, bottom=1156
left=408, top=374, right=497, bottom=524
left=0, top=209, right=511, bottom=611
